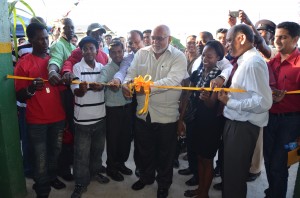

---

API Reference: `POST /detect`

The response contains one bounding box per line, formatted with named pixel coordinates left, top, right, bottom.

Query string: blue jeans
left=18, top=106, right=32, bottom=176
left=27, top=120, right=65, bottom=197
left=73, top=120, right=106, bottom=186
left=264, top=113, right=300, bottom=198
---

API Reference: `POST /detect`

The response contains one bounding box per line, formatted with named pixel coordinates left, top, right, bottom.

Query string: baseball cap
left=87, top=23, right=106, bottom=34
left=79, top=36, right=99, bottom=50
left=255, top=19, right=276, bottom=34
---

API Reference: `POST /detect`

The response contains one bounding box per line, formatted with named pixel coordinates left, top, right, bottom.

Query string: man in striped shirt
left=70, top=36, right=109, bottom=198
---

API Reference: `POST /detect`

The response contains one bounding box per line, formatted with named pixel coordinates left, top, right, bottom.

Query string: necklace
left=34, top=54, right=51, bottom=94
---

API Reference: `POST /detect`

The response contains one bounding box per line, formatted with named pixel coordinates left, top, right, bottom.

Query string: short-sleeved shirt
left=14, top=54, right=66, bottom=124
left=71, top=58, right=105, bottom=125
left=268, top=48, right=300, bottom=113
left=49, top=37, right=76, bottom=69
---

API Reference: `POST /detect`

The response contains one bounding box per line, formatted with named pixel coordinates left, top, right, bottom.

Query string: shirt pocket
left=160, top=64, right=171, bottom=77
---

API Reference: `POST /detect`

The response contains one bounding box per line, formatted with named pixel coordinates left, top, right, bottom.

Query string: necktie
left=226, top=57, right=239, bottom=88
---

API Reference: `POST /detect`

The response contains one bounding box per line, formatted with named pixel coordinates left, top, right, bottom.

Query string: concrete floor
left=25, top=143, right=298, bottom=198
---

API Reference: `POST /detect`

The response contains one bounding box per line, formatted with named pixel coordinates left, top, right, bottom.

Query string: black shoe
left=99, top=165, right=106, bottom=173
left=247, top=171, right=261, bottom=182
left=178, top=168, right=192, bottom=175
left=157, top=188, right=169, bottom=198
left=264, top=188, right=270, bottom=198
left=132, top=180, right=147, bottom=191
left=135, top=168, right=141, bottom=178
left=213, top=182, right=222, bottom=191
left=71, top=184, right=87, bottom=198
left=106, top=169, right=124, bottom=182
left=213, top=165, right=221, bottom=177
left=50, top=178, right=66, bottom=189
left=95, top=173, right=110, bottom=184
left=185, top=176, right=198, bottom=186
left=118, top=164, right=133, bottom=175
left=59, top=173, right=74, bottom=181
left=173, top=159, right=179, bottom=169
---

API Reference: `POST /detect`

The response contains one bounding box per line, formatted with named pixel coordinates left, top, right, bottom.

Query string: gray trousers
left=73, top=120, right=106, bottom=186
left=222, top=119, right=259, bottom=198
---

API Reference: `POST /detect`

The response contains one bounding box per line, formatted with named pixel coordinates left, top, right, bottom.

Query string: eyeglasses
left=151, top=36, right=169, bottom=42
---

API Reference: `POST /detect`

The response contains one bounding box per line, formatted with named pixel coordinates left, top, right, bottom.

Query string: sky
left=13, top=0, right=300, bottom=43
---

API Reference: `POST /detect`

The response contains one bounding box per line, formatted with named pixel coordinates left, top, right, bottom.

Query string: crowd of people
left=12, top=10, right=300, bottom=198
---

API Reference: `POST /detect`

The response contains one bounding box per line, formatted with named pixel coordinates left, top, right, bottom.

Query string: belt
left=271, top=112, right=300, bottom=117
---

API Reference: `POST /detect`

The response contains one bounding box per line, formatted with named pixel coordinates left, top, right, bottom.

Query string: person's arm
left=219, top=60, right=272, bottom=114
left=113, top=54, right=134, bottom=84
left=178, top=80, right=193, bottom=136
left=228, top=13, right=237, bottom=27
left=216, top=58, right=233, bottom=85
left=239, top=10, right=272, bottom=58
left=74, top=82, right=88, bottom=97
left=199, top=90, right=218, bottom=108
left=61, top=48, right=82, bottom=74
left=70, top=64, right=81, bottom=95
left=48, top=43, right=65, bottom=85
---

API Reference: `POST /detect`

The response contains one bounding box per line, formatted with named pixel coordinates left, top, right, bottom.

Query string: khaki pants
left=250, top=127, right=264, bottom=174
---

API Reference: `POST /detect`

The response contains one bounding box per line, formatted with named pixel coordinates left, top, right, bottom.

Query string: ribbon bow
left=130, top=75, right=153, bottom=115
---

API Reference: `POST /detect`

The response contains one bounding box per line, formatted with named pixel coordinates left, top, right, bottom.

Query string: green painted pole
left=0, top=0, right=27, bottom=197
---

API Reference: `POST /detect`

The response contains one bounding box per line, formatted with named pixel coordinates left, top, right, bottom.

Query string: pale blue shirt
left=98, top=61, right=131, bottom=107
left=223, top=47, right=272, bottom=127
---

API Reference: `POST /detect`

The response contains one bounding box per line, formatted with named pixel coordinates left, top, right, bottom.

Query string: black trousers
left=222, top=120, right=259, bottom=198
left=135, top=114, right=177, bottom=189
left=106, top=104, right=132, bottom=172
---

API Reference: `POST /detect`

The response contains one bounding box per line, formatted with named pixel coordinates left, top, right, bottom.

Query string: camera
left=229, top=11, right=239, bottom=18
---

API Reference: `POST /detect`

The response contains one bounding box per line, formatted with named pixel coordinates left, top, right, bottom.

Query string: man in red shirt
left=61, top=23, right=108, bottom=79
left=264, top=21, right=300, bottom=198
left=14, top=23, right=66, bottom=198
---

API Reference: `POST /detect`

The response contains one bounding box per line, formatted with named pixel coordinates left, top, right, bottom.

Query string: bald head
left=151, top=24, right=171, bottom=55
left=153, top=25, right=171, bottom=37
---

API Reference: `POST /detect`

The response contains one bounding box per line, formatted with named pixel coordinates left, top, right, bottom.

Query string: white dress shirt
left=124, top=45, right=188, bottom=123
left=224, top=47, right=272, bottom=127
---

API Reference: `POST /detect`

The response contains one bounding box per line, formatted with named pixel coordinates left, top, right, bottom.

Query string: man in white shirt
left=70, top=36, right=109, bottom=198
left=218, top=24, right=272, bottom=198
left=122, top=24, right=187, bottom=198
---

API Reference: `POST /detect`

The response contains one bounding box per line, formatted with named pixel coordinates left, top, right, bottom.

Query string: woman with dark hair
left=178, top=40, right=225, bottom=198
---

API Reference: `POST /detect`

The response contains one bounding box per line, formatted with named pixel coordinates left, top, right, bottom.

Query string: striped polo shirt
left=71, top=58, right=105, bottom=125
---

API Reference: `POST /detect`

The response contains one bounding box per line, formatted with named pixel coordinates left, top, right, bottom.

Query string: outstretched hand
left=218, top=89, right=229, bottom=105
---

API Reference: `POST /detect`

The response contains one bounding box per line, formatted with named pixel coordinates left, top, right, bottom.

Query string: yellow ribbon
left=132, top=75, right=153, bottom=114
left=8, top=74, right=300, bottom=115
left=6, top=74, right=109, bottom=86
left=7, top=74, right=49, bottom=82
